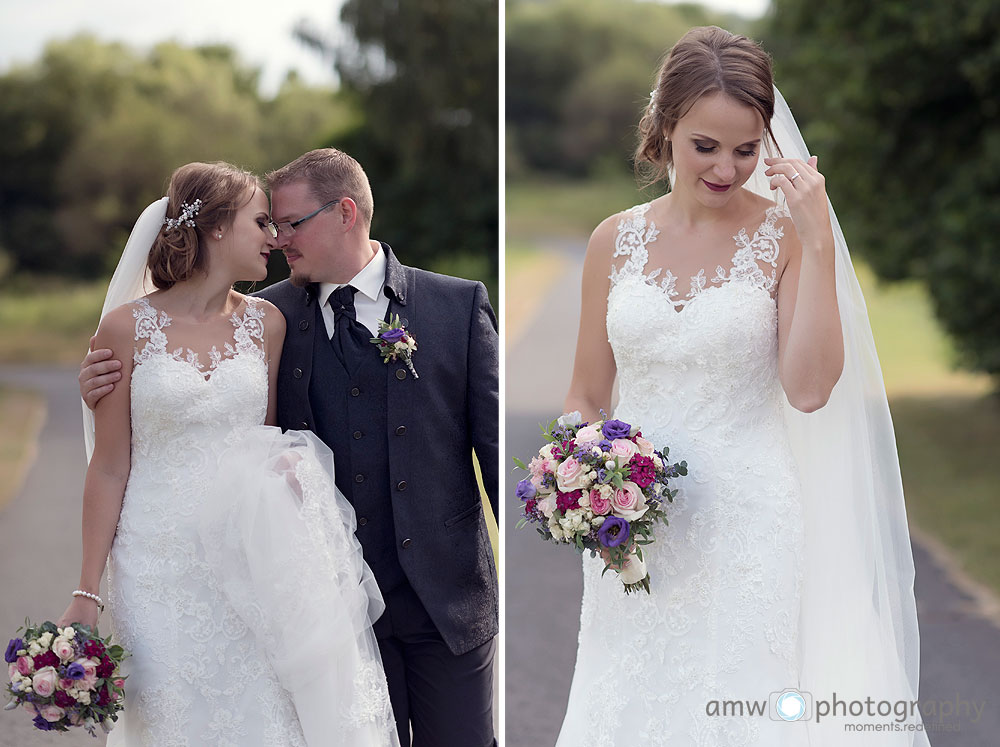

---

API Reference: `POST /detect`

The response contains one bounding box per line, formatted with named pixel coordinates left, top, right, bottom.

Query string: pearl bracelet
left=72, top=590, right=105, bottom=612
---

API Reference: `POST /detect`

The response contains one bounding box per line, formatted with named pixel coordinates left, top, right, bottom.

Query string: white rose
left=539, top=443, right=555, bottom=460
left=38, top=632, right=53, bottom=648
left=578, top=490, right=591, bottom=508
left=580, top=520, right=591, bottom=533
left=599, top=484, right=615, bottom=500
left=592, top=516, right=606, bottom=527
left=393, top=341, right=407, bottom=353
left=27, top=643, right=41, bottom=657
left=406, top=338, right=417, bottom=351
left=76, top=690, right=91, bottom=705
left=556, top=410, right=582, bottom=428
left=549, top=522, right=565, bottom=541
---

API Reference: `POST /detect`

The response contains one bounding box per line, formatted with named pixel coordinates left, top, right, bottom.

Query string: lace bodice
left=129, top=296, right=268, bottom=459
left=607, top=202, right=790, bottom=453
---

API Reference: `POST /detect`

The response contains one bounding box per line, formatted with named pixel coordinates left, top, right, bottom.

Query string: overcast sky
left=0, top=0, right=343, bottom=96
left=0, top=0, right=769, bottom=97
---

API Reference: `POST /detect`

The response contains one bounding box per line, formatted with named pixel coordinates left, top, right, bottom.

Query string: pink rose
left=635, top=436, right=655, bottom=457
left=52, top=637, right=75, bottom=662
left=590, top=490, right=612, bottom=515
left=38, top=704, right=65, bottom=723
left=22, top=702, right=37, bottom=716
left=8, top=663, right=16, bottom=680
left=59, top=677, right=75, bottom=690
left=16, top=656, right=33, bottom=676
left=574, top=424, right=601, bottom=444
left=31, top=666, right=58, bottom=697
left=76, top=658, right=99, bottom=690
left=610, top=438, right=639, bottom=460
left=612, top=481, right=648, bottom=520
left=537, top=495, right=557, bottom=518
left=555, top=457, right=589, bottom=492
left=114, top=678, right=125, bottom=688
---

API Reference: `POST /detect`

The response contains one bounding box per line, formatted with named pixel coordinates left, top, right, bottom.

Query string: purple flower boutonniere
left=371, top=314, right=419, bottom=379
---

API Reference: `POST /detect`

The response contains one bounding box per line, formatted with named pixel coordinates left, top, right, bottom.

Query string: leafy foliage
left=0, top=35, right=351, bottom=279
left=296, top=0, right=498, bottom=296
left=761, top=0, right=1000, bottom=387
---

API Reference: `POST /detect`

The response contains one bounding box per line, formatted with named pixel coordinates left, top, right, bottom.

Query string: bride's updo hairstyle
left=148, top=162, right=261, bottom=290
left=635, top=26, right=779, bottom=185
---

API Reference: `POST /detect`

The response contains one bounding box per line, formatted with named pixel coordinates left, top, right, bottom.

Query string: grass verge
left=0, top=387, right=47, bottom=510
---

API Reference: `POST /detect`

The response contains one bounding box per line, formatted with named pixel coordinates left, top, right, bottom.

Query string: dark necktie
left=329, top=285, right=369, bottom=366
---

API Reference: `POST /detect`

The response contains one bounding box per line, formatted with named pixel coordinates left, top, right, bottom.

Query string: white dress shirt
left=317, top=246, right=390, bottom=339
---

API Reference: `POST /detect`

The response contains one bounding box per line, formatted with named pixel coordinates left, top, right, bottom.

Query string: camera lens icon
left=769, top=689, right=812, bottom=722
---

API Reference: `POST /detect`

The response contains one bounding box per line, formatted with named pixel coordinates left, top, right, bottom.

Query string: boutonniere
left=371, top=314, right=419, bottom=379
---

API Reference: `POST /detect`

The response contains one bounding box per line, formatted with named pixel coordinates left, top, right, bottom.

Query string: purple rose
left=65, top=662, right=85, bottom=680
left=601, top=419, right=632, bottom=440
left=379, top=327, right=406, bottom=343
left=5, top=637, right=22, bottom=664
left=597, top=515, right=630, bottom=548
left=515, top=478, right=536, bottom=501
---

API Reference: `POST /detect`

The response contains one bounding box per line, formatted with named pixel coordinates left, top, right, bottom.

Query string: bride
left=555, top=27, right=930, bottom=746
left=57, top=162, right=398, bottom=746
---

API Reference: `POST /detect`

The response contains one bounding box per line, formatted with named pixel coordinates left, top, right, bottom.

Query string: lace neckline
left=609, top=202, right=787, bottom=314
left=132, top=295, right=266, bottom=380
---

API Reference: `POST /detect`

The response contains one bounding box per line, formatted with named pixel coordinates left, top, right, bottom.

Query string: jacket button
left=353, top=430, right=362, bottom=440
left=358, top=517, right=368, bottom=526
left=298, top=320, right=309, bottom=331
left=354, top=474, right=364, bottom=484
left=395, top=425, right=406, bottom=436
left=395, top=369, right=406, bottom=380
left=299, top=421, right=309, bottom=429
left=401, top=538, right=412, bottom=549
left=396, top=480, right=407, bottom=491
left=292, top=368, right=303, bottom=379
left=351, top=387, right=360, bottom=396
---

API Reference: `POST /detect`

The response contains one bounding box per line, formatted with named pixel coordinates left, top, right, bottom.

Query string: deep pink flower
left=555, top=490, right=582, bottom=513
left=32, top=651, right=58, bottom=670
left=628, top=455, right=656, bottom=489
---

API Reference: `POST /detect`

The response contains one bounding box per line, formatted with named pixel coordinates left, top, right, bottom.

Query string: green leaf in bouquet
left=39, top=621, right=58, bottom=635
left=636, top=546, right=644, bottom=562
left=612, top=473, right=624, bottom=489
left=108, top=644, right=126, bottom=659
left=512, top=456, right=528, bottom=471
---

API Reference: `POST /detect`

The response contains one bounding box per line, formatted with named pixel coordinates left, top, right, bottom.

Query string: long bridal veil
left=747, top=87, right=931, bottom=745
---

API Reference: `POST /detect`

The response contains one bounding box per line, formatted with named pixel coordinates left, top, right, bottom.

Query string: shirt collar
left=318, top=244, right=387, bottom=307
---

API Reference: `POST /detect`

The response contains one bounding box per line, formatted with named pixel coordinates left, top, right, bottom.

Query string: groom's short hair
left=267, top=149, right=374, bottom=228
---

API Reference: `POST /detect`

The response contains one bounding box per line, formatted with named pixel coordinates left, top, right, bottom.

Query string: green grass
left=0, top=387, right=46, bottom=510
left=506, top=172, right=665, bottom=243
left=0, top=278, right=105, bottom=364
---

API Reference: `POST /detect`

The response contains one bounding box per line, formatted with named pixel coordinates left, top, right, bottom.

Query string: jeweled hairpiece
left=164, top=199, right=202, bottom=230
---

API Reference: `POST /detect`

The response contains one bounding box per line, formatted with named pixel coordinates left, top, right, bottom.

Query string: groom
left=80, top=148, right=499, bottom=746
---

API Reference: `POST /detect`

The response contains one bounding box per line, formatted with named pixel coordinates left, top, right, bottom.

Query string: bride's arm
left=59, top=306, right=135, bottom=628
left=563, top=216, right=618, bottom=423
left=260, top=300, right=287, bottom=427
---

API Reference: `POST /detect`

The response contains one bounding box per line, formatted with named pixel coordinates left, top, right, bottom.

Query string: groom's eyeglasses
left=268, top=199, right=340, bottom=238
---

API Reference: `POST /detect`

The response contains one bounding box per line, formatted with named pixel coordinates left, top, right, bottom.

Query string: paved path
left=504, top=241, right=1000, bottom=746
left=0, top=366, right=101, bottom=745
left=0, top=365, right=499, bottom=744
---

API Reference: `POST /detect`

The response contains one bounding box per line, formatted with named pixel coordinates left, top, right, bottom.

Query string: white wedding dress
left=105, top=296, right=398, bottom=747
left=556, top=203, right=809, bottom=746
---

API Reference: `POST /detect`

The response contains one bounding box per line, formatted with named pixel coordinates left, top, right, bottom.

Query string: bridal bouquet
left=4, top=620, right=128, bottom=735
left=514, top=412, right=687, bottom=594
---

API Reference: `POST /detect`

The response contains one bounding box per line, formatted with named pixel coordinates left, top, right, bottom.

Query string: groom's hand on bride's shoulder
left=79, top=335, right=122, bottom=410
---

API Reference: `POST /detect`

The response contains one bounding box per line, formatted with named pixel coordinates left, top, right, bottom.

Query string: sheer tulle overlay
left=105, top=297, right=397, bottom=747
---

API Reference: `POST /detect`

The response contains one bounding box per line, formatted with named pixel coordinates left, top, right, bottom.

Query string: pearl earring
left=216, top=233, right=222, bottom=239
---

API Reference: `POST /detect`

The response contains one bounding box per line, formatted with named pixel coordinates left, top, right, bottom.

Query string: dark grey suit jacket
left=255, top=243, right=499, bottom=655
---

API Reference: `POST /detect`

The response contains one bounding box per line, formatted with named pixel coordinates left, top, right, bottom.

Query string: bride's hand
left=763, top=155, right=833, bottom=249
left=57, top=597, right=100, bottom=631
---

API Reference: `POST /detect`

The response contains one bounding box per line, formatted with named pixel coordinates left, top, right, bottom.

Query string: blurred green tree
left=762, top=0, right=1000, bottom=387
left=506, top=0, right=746, bottom=177
left=295, top=0, right=498, bottom=301
left=0, top=35, right=349, bottom=279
